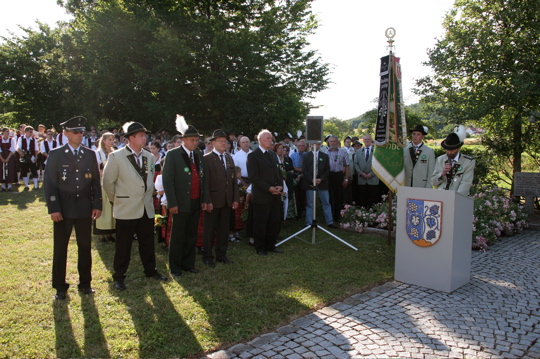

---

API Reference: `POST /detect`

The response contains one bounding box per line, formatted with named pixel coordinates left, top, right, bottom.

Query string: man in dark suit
left=162, top=125, right=208, bottom=277
left=247, top=129, right=284, bottom=256
left=102, top=122, right=169, bottom=291
left=44, top=116, right=102, bottom=300
left=302, top=143, right=337, bottom=228
left=202, top=129, right=239, bottom=267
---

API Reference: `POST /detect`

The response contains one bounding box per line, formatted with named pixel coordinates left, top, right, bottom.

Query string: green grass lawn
left=0, top=187, right=394, bottom=358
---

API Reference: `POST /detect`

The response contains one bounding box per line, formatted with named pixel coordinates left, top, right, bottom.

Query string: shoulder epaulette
left=142, top=147, right=151, bottom=153
left=462, top=154, right=473, bottom=160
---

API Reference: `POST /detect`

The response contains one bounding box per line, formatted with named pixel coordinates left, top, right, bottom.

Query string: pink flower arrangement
left=471, top=186, right=528, bottom=250
left=339, top=186, right=529, bottom=251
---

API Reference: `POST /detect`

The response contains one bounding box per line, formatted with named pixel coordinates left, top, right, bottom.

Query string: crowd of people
left=2, top=117, right=474, bottom=299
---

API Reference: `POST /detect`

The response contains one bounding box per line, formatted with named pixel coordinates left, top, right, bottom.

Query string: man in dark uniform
left=162, top=124, right=208, bottom=277
left=202, top=129, right=239, bottom=267
left=44, top=116, right=102, bottom=300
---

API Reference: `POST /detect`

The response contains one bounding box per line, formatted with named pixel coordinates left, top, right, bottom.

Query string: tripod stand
left=276, top=143, right=358, bottom=250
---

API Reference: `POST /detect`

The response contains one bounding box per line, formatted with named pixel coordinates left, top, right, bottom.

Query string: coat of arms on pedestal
left=406, top=198, right=442, bottom=247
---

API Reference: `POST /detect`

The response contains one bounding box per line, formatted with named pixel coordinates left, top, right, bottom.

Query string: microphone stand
left=276, top=143, right=357, bottom=250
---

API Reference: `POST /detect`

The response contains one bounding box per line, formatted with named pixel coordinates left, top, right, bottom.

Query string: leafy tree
left=0, top=23, right=69, bottom=128
left=57, top=0, right=330, bottom=136
left=416, top=0, right=540, bottom=192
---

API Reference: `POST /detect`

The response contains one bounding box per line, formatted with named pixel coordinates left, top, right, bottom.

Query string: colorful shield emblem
left=406, top=199, right=442, bottom=247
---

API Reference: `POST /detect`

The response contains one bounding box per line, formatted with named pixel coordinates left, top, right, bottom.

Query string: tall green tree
left=59, top=0, right=330, bottom=135
left=0, top=23, right=69, bottom=127
left=416, top=0, right=540, bottom=191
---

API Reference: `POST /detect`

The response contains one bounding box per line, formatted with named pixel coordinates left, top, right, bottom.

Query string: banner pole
left=388, top=190, right=393, bottom=247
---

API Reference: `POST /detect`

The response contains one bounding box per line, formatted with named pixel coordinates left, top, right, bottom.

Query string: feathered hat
left=409, top=124, right=428, bottom=135
left=441, top=125, right=467, bottom=150
left=122, top=121, right=150, bottom=137
left=175, top=114, right=201, bottom=138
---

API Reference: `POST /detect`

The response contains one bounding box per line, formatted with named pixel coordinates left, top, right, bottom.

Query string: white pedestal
left=395, top=186, right=474, bottom=293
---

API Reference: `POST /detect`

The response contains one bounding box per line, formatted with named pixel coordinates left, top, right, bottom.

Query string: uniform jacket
left=301, top=150, right=330, bottom=191
left=44, top=144, right=102, bottom=218
left=203, top=151, right=239, bottom=208
left=102, top=146, right=155, bottom=220
left=247, top=147, right=283, bottom=205
left=353, top=146, right=379, bottom=185
left=431, top=153, right=475, bottom=196
left=161, top=146, right=208, bottom=213
left=403, top=142, right=436, bottom=188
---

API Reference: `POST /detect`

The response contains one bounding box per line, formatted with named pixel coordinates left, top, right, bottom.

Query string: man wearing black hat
left=403, top=124, right=436, bottom=188
left=202, top=129, right=239, bottom=267
left=431, top=132, right=475, bottom=196
left=162, top=124, right=208, bottom=276
left=102, top=122, right=168, bottom=290
left=281, top=133, right=297, bottom=153
left=44, top=116, right=102, bottom=300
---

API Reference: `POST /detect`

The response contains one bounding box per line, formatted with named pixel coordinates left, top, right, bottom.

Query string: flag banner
left=372, top=143, right=405, bottom=190
left=374, top=55, right=390, bottom=146
left=392, top=56, right=407, bottom=146
left=372, top=54, right=407, bottom=192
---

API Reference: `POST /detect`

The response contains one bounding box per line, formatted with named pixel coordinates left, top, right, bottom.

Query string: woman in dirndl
left=94, top=132, right=116, bottom=242
left=0, top=128, right=17, bottom=192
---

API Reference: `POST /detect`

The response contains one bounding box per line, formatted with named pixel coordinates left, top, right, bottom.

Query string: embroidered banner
left=375, top=55, right=390, bottom=145
left=372, top=54, right=407, bottom=191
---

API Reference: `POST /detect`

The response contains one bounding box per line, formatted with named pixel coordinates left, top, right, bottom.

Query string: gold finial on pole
left=385, top=27, right=396, bottom=54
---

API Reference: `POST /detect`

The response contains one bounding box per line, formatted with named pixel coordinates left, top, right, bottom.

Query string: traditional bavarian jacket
left=403, top=142, right=436, bottom=188
left=431, top=152, right=475, bottom=196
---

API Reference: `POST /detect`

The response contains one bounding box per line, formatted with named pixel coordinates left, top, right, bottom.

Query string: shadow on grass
left=95, top=236, right=203, bottom=357
left=83, top=213, right=393, bottom=357
left=175, top=219, right=395, bottom=356
left=0, top=186, right=44, bottom=210
left=80, top=294, right=111, bottom=357
left=114, top=282, right=203, bottom=357
left=53, top=299, right=83, bottom=358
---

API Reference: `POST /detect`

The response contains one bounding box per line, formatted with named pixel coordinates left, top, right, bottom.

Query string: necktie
left=365, top=148, right=370, bottom=162
left=190, top=152, right=194, bottom=164
left=315, top=152, right=318, bottom=177
left=74, top=149, right=78, bottom=157
left=220, top=154, right=226, bottom=173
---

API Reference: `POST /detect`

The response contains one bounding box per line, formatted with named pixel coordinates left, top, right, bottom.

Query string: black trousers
left=169, top=198, right=200, bottom=273
left=52, top=217, right=92, bottom=291
left=20, top=161, right=38, bottom=178
left=203, top=206, right=231, bottom=261
left=113, top=213, right=157, bottom=282
left=295, top=185, right=306, bottom=218
left=329, top=171, right=344, bottom=221
left=358, top=184, right=381, bottom=209
left=252, top=197, right=282, bottom=253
